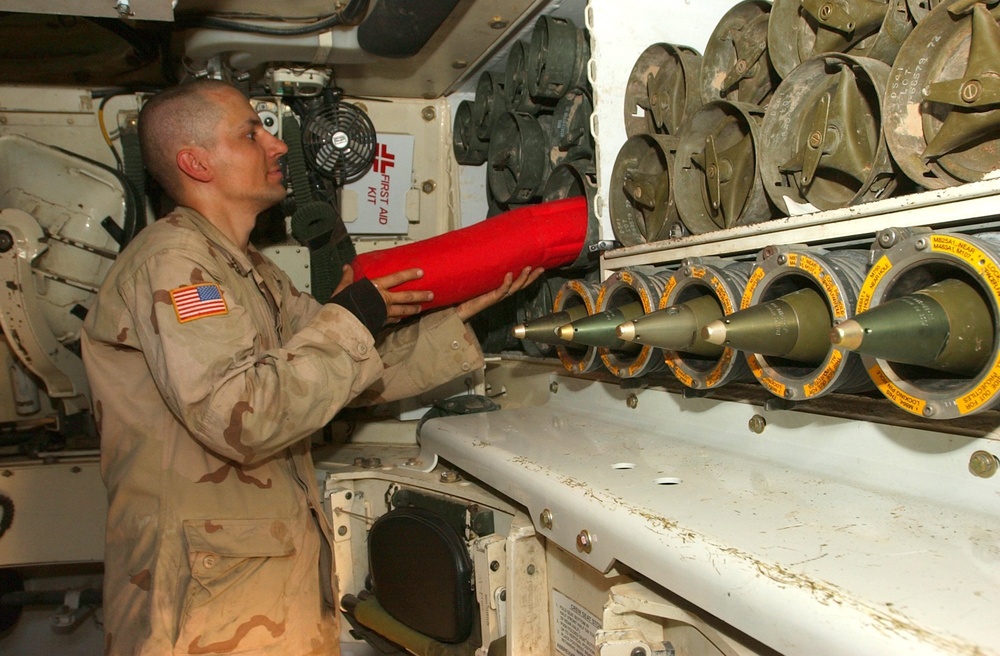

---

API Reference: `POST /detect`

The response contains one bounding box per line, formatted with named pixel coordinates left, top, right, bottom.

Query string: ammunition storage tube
left=659, top=259, right=755, bottom=391
left=737, top=246, right=871, bottom=400
left=597, top=268, right=671, bottom=378
left=553, top=279, right=604, bottom=374
left=849, top=230, right=1000, bottom=419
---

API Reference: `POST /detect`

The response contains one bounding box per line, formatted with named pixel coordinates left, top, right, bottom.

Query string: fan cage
left=302, top=102, right=378, bottom=185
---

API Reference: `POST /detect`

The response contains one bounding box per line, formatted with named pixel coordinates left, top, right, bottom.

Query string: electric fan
left=301, top=96, right=377, bottom=185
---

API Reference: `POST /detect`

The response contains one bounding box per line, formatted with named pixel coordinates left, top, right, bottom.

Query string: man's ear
left=176, top=147, right=213, bottom=183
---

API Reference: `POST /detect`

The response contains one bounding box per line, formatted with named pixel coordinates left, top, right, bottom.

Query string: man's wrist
left=328, top=278, right=387, bottom=335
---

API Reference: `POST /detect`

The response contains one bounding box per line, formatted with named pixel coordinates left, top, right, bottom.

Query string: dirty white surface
left=419, top=374, right=1000, bottom=655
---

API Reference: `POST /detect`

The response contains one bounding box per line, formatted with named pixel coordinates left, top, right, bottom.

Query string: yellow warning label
left=930, top=235, right=1000, bottom=303
left=666, top=358, right=694, bottom=387
left=704, top=349, right=734, bottom=388
left=857, top=255, right=891, bottom=312
left=957, top=352, right=1000, bottom=414
left=749, top=356, right=786, bottom=397
left=868, top=364, right=926, bottom=416
left=793, top=254, right=847, bottom=318
left=791, top=253, right=823, bottom=279
left=742, top=267, right=766, bottom=309
left=639, top=288, right=653, bottom=311
left=804, top=349, right=842, bottom=397
left=659, top=276, right=678, bottom=309
left=690, top=266, right=706, bottom=279
left=930, top=234, right=986, bottom=270
left=710, top=275, right=734, bottom=313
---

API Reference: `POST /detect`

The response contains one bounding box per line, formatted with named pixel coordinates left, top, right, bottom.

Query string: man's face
left=206, top=87, right=289, bottom=213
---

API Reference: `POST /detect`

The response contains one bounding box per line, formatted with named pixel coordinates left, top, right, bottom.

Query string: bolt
left=631, top=649, right=648, bottom=656
left=452, top=60, right=468, bottom=69
left=421, top=106, right=436, bottom=121
left=961, top=79, right=982, bottom=103
left=71, top=466, right=82, bottom=473
left=808, top=130, right=823, bottom=149
left=748, top=414, right=766, bottom=434
left=405, top=457, right=419, bottom=466
left=550, top=381, right=559, bottom=394
left=337, top=526, right=348, bottom=536
left=421, top=180, right=436, bottom=194
left=878, top=229, right=899, bottom=248
left=735, top=59, right=747, bottom=74
left=499, top=589, right=507, bottom=601
left=969, top=450, right=998, bottom=478
left=526, top=564, right=536, bottom=575
left=707, top=164, right=717, bottom=179
left=915, top=238, right=928, bottom=251
left=819, top=3, right=833, bottom=19
left=490, top=560, right=500, bottom=571
left=626, top=393, right=638, bottom=409
left=0, top=230, right=13, bottom=253
left=777, top=254, right=787, bottom=265
left=783, top=388, right=794, bottom=399
left=1, top=470, right=11, bottom=477
left=440, top=470, right=461, bottom=483
left=489, top=16, right=509, bottom=29
left=345, top=491, right=353, bottom=500
left=114, top=0, right=132, bottom=17
left=540, top=508, right=553, bottom=529
left=922, top=404, right=935, bottom=417
left=576, top=530, right=593, bottom=553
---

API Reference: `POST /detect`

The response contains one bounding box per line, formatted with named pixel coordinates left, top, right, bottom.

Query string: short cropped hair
left=137, top=79, right=239, bottom=200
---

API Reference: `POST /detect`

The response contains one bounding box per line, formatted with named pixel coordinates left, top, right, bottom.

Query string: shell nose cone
left=830, top=319, right=864, bottom=350
left=701, top=320, right=728, bottom=345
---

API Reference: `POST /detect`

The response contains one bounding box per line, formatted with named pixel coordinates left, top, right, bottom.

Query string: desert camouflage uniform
left=81, top=207, right=482, bottom=655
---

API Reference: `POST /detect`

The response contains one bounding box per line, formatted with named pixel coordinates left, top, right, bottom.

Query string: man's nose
left=267, top=131, right=289, bottom=157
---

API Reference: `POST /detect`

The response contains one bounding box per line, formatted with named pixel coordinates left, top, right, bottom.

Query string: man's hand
left=456, top=266, right=544, bottom=321
left=370, top=268, right=434, bottom=323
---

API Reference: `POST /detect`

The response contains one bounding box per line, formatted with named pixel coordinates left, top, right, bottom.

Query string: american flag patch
left=170, top=283, right=228, bottom=323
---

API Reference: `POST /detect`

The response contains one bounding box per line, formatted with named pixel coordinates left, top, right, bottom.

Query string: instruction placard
left=552, top=589, right=602, bottom=656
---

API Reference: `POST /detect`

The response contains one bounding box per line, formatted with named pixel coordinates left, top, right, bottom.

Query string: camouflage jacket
left=81, top=207, right=483, bottom=655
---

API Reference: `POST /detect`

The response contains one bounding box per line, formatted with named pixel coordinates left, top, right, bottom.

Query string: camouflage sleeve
left=255, top=254, right=323, bottom=333
left=351, top=308, right=484, bottom=405
left=121, top=248, right=385, bottom=464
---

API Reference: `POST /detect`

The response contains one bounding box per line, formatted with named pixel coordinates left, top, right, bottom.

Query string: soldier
left=81, top=79, right=539, bottom=655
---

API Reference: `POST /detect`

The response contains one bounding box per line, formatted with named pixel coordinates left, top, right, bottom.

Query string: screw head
left=0, top=230, right=13, bottom=253
left=808, top=130, right=823, bottom=148
left=337, top=526, right=348, bottom=536
left=576, top=530, right=593, bottom=553
left=440, top=470, right=461, bottom=483
left=748, top=414, right=766, bottom=434
left=969, top=450, right=998, bottom=478
left=540, top=508, right=553, bottom=529
left=490, top=560, right=500, bottom=571
left=421, top=180, right=436, bottom=194
left=550, top=381, right=559, bottom=394
left=626, top=394, right=639, bottom=409
left=961, top=79, right=982, bottom=103
left=421, top=106, right=436, bottom=121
